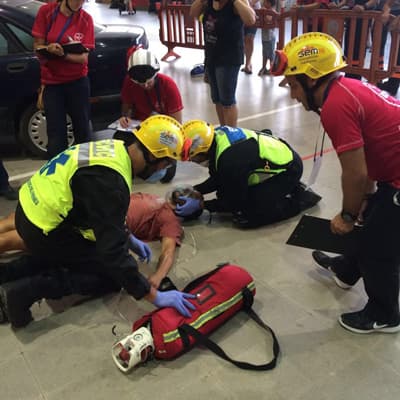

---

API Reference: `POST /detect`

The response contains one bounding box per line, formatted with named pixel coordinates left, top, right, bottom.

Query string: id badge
left=306, top=155, right=323, bottom=188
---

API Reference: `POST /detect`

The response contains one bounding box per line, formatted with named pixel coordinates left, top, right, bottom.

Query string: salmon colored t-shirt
left=126, top=193, right=182, bottom=245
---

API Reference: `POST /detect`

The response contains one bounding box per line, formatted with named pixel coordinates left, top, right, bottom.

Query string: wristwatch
left=340, top=210, right=357, bottom=223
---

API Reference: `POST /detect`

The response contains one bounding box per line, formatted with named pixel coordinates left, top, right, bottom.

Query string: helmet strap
left=138, top=142, right=158, bottom=165
left=296, top=74, right=330, bottom=115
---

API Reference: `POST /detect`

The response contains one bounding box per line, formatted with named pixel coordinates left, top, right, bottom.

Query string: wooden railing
left=158, top=4, right=400, bottom=83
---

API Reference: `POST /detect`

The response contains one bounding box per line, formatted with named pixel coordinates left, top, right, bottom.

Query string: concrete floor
left=1, top=3, right=400, bottom=399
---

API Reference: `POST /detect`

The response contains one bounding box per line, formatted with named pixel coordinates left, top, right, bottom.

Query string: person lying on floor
left=0, top=186, right=204, bottom=328
left=180, top=120, right=322, bottom=228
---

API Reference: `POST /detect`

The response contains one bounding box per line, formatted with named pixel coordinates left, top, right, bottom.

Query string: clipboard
left=286, top=214, right=360, bottom=254
left=62, top=42, right=89, bottom=54
left=36, top=42, right=88, bottom=58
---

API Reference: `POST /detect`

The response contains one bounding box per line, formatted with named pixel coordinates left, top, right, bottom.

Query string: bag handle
left=178, top=307, right=280, bottom=371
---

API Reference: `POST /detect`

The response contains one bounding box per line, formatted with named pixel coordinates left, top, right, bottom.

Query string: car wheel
left=18, top=103, right=74, bottom=158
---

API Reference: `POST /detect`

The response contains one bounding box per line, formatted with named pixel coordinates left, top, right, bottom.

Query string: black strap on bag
left=178, top=288, right=280, bottom=371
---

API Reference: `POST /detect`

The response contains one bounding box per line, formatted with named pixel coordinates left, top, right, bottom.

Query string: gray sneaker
left=312, top=251, right=353, bottom=290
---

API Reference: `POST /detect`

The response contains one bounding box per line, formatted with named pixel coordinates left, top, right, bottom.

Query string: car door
left=0, top=20, right=40, bottom=136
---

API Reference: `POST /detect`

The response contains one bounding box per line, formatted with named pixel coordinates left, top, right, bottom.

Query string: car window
left=6, top=23, right=34, bottom=51
left=0, top=32, right=7, bottom=56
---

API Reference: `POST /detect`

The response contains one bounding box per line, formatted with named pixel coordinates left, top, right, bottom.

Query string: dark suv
left=0, top=0, right=148, bottom=157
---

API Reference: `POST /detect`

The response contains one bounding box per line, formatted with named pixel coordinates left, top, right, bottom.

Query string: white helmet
left=128, top=48, right=160, bottom=83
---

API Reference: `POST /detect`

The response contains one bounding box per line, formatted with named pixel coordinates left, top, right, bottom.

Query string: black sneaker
left=296, top=184, right=322, bottom=211
left=0, top=282, right=33, bottom=328
left=312, top=251, right=352, bottom=290
left=339, top=310, right=400, bottom=334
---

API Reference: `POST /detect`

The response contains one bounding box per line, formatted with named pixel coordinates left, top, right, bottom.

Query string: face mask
left=145, top=168, right=167, bottom=183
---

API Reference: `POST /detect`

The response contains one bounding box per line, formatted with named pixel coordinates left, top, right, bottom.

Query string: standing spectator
left=190, top=0, right=256, bottom=127
left=342, top=0, right=378, bottom=80
left=378, top=0, right=400, bottom=96
left=32, top=0, right=94, bottom=159
left=241, top=0, right=262, bottom=74
left=291, top=0, right=336, bottom=32
left=0, top=161, right=18, bottom=201
left=272, top=32, right=400, bottom=333
left=119, top=48, right=184, bottom=182
left=258, top=0, right=278, bottom=76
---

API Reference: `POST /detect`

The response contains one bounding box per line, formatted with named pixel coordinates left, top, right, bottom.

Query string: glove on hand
left=175, top=196, right=201, bottom=217
left=153, top=290, right=197, bottom=317
left=128, top=234, right=152, bottom=263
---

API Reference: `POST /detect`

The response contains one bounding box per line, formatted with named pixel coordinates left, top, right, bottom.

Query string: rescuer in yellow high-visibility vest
left=180, top=121, right=321, bottom=228
left=0, top=115, right=196, bottom=329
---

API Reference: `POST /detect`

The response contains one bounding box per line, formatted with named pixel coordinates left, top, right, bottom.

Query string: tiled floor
left=1, top=3, right=400, bottom=400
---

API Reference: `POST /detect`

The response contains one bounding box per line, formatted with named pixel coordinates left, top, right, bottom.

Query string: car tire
left=18, top=102, right=74, bottom=158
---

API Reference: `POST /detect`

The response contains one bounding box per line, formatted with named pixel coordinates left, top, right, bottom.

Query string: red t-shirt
left=32, top=2, right=94, bottom=84
left=120, top=73, right=183, bottom=120
left=126, top=193, right=183, bottom=245
left=321, top=76, right=400, bottom=188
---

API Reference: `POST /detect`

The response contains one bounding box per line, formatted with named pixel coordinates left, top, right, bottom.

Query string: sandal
left=241, top=67, right=252, bottom=75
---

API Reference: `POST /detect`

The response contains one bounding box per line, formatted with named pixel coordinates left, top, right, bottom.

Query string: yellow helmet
left=272, top=32, right=347, bottom=79
left=181, top=120, right=214, bottom=161
left=134, top=115, right=184, bottom=160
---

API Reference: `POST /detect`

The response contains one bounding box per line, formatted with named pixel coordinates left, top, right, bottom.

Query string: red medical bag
left=132, top=263, right=280, bottom=371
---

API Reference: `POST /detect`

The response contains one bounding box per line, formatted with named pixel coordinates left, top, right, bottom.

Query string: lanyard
left=46, top=6, right=74, bottom=44
left=144, top=77, right=164, bottom=114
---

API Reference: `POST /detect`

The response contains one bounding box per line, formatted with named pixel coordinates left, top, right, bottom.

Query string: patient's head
left=166, top=185, right=204, bottom=220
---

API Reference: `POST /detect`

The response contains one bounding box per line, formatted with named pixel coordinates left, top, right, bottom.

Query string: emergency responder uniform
left=182, top=122, right=321, bottom=228
left=0, top=116, right=194, bottom=328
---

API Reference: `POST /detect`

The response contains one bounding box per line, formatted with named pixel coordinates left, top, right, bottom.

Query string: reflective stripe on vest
left=214, top=127, right=294, bottom=186
left=19, top=140, right=132, bottom=237
left=162, top=280, right=256, bottom=343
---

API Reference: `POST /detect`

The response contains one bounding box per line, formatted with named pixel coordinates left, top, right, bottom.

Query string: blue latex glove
left=128, top=234, right=152, bottom=263
left=175, top=196, right=201, bottom=217
left=153, top=290, right=197, bottom=317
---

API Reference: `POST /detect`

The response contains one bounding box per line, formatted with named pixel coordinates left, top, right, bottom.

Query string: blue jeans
left=206, top=65, right=240, bottom=106
left=43, top=76, right=91, bottom=159
left=0, top=160, right=9, bottom=191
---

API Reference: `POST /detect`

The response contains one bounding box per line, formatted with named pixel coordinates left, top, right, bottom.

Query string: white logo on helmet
left=159, top=131, right=178, bottom=148
left=190, top=135, right=204, bottom=152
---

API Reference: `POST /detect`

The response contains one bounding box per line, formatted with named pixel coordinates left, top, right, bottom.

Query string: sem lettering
left=298, top=48, right=319, bottom=58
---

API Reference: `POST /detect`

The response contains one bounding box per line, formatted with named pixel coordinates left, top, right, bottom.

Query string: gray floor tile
left=1, top=3, right=399, bottom=400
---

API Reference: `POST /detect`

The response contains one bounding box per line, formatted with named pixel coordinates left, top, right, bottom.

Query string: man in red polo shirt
left=272, top=32, right=400, bottom=334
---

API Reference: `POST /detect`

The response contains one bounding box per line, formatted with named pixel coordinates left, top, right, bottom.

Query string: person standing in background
left=32, top=0, right=94, bottom=159
left=258, top=0, right=278, bottom=76
left=190, top=0, right=256, bottom=127
left=241, top=0, right=262, bottom=74
left=378, top=0, right=400, bottom=96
